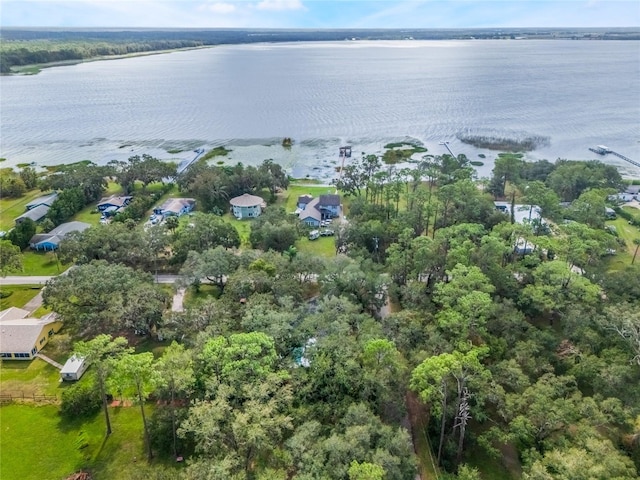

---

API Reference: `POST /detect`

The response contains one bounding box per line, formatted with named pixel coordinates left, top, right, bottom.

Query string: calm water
left=1, top=40, right=639, bottom=180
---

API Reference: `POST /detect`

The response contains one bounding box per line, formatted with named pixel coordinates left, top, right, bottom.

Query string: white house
left=494, top=202, right=541, bottom=224
left=60, top=355, right=88, bottom=381
left=153, top=198, right=196, bottom=218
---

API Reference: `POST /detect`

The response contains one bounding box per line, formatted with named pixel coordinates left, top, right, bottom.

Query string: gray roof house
left=154, top=198, right=196, bottom=217
left=29, top=221, right=90, bottom=251
left=25, top=192, right=58, bottom=210
left=0, top=310, right=63, bottom=360
left=297, top=194, right=342, bottom=226
left=97, top=195, right=132, bottom=212
left=15, top=204, right=50, bottom=224
left=229, top=193, right=265, bottom=220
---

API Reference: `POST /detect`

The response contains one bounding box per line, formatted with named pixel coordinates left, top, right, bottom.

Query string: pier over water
left=588, top=146, right=640, bottom=169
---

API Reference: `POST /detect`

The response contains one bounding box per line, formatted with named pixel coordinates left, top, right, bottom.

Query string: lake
left=1, top=40, right=639, bottom=180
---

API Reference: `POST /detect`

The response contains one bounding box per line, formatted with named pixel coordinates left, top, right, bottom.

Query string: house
left=0, top=310, right=63, bottom=360
left=15, top=204, right=50, bottom=224
left=297, top=194, right=342, bottom=227
left=29, top=221, right=90, bottom=251
left=97, top=195, right=132, bottom=213
left=610, top=185, right=640, bottom=202
left=153, top=198, right=196, bottom=218
left=25, top=192, right=58, bottom=210
left=229, top=193, right=265, bottom=219
left=296, top=195, right=314, bottom=211
left=60, top=355, right=88, bottom=381
left=494, top=202, right=541, bottom=224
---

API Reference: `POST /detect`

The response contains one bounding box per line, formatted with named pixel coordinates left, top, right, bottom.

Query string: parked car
left=308, top=230, right=320, bottom=240
left=320, top=229, right=335, bottom=236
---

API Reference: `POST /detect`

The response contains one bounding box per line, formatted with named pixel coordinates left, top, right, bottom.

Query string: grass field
left=222, top=213, right=253, bottom=247
left=20, top=250, right=70, bottom=275
left=297, top=236, right=337, bottom=257
left=0, top=189, right=50, bottom=231
left=0, top=284, right=41, bottom=309
left=0, top=358, right=64, bottom=396
left=0, top=403, right=181, bottom=480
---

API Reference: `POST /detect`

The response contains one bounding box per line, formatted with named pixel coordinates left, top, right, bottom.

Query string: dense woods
left=2, top=146, right=640, bottom=479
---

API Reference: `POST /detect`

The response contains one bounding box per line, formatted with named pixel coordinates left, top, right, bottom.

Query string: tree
left=0, top=239, right=23, bottom=275
left=111, top=352, right=161, bottom=460
left=155, top=342, right=195, bottom=457
left=348, top=461, right=386, bottom=480
left=74, top=335, right=131, bottom=435
left=19, top=166, right=38, bottom=189
left=172, top=213, right=240, bottom=263
left=46, top=187, right=85, bottom=225
left=179, top=246, right=239, bottom=293
left=411, top=346, right=491, bottom=466
left=7, top=218, right=36, bottom=249
left=632, top=238, right=640, bottom=265
left=110, top=154, right=177, bottom=194
left=43, top=261, right=166, bottom=337
left=41, top=162, right=108, bottom=203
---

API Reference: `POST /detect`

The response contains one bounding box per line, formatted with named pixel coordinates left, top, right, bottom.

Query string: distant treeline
left=2, top=27, right=639, bottom=73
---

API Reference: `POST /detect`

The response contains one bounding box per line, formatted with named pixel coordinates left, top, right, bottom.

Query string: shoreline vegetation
left=457, top=133, right=551, bottom=152
left=1, top=27, right=639, bottom=75
left=3, top=45, right=215, bottom=76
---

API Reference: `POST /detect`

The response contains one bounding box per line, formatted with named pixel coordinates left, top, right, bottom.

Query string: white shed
left=60, top=355, right=88, bottom=381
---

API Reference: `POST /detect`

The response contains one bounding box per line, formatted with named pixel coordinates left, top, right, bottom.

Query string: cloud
left=256, top=0, right=305, bottom=11
left=198, top=2, right=237, bottom=14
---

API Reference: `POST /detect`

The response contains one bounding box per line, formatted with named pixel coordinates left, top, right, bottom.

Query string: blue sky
left=1, top=0, right=638, bottom=28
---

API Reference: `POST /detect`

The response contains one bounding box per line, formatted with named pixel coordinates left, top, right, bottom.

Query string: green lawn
left=297, top=236, right=337, bottom=258
left=0, top=403, right=181, bottom=480
left=0, top=358, right=63, bottom=396
left=20, top=250, right=70, bottom=275
left=183, top=284, right=221, bottom=308
left=621, top=206, right=640, bottom=221
left=0, top=189, right=50, bottom=231
left=222, top=213, right=253, bottom=247
left=0, top=284, right=41, bottom=309
left=606, top=217, right=640, bottom=259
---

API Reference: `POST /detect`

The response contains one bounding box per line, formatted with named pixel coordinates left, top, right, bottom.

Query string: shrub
left=60, top=377, right=101, bottom=418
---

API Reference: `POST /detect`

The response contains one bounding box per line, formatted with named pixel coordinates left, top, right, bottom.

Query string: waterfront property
left=610, top=185, right=640, bottom=202
left=0, top=308, right=62, bottom=360
left=229, top=193, right=265, bottom=219
left=28, top=221, right=90, bottom=250
left=153, top=197, right=196, bottom=218
left=97, top=195, right=132, bottom=213
left=297, top=194, right=342, bottom=227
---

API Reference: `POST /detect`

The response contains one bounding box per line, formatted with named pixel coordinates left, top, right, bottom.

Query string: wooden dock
left=588, top=147, right=640, bottom=169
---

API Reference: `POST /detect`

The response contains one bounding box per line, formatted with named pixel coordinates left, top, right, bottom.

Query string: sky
left=1, top=0, right=639, bottom=29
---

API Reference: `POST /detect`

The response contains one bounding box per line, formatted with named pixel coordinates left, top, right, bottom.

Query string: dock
left=337, top=146, right=352, bottom=182
left=588, top=146, right=640, bottom=169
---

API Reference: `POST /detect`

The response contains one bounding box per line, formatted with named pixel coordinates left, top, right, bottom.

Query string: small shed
left=60, top=355, right=88, bottom=381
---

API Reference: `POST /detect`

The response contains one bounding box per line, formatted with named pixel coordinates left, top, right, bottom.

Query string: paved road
left=0, top=274, right=181, bottom=285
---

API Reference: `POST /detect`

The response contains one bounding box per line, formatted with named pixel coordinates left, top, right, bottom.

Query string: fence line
left=0, top=392, right=59, bottom=403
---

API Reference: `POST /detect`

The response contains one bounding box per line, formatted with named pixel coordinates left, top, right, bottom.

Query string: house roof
left=157, top=198, right=195, bottom=214
left=297, top=195, right=314, bottom=205
left=98, top=195, right=132, bottom=208
left=229, top=193, right=264, bottom=207
left=626, top=185, right=640, bottom=194
left=0, top=307, right=30, bottom=322
left=300, top=207, right=322, bottom=222
left=318, top=194, right=340, bottom=207
left=26, top=192, right=58, bottom=210
left=61, top=355, right=86, bottom=375
left=494, top=202, right=541, bottom=224
left=0, top=314, right=59, bottom=354
left=15, top=204, right=50, bottom=223
left=29, top=221, right=90, bottom=247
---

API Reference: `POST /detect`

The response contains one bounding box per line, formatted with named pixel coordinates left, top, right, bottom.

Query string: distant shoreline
left=6, top=45, right=216, bottom=75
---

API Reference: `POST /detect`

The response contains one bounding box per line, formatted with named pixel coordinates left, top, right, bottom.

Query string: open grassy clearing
left=296, top=236, right=337, bottom=258
left=20, top=250, right=70, bottom=275
left=222, top=213, right=253, bottom=247
left=183, top=284, right=221, bottom=308
left=0, top=358, right=64, bottom=397
left=0, top=403, right=179, bottom=480
left=621, top=205, right=640, bottom=221
left=0, top=284, right=41, bottom=309
left=606, top=217, right=640, bottom=257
